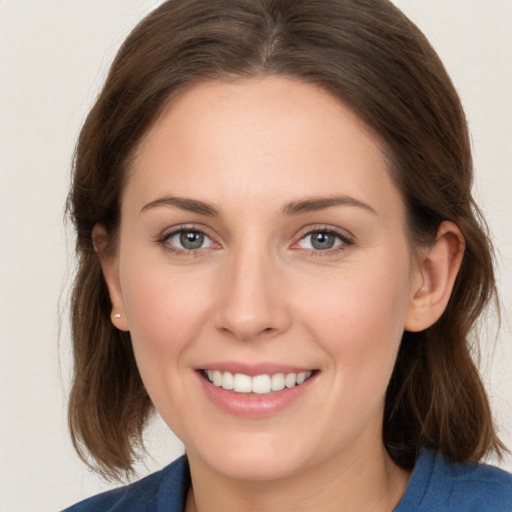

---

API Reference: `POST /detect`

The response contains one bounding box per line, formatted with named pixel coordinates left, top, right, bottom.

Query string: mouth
left=200, top=369, right=317, bottom=395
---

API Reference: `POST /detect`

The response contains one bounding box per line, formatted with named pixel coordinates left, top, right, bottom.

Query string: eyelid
left=291, top=224, right=355, bottom=251
left=157, top=224, right=221, bottom=253
left=156, top=223, right=354, bottom=255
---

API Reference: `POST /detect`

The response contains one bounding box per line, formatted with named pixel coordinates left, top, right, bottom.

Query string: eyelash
left=157, top=225, right=354, bottom=257
left=292, top=226, right=354, bottom=256
left=158, top=225, right=217, bottom=256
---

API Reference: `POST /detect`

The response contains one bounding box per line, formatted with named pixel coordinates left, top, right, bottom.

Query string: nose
left=214, top=244, right=292, bottom=342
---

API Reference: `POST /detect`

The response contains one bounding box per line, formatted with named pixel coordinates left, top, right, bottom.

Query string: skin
left=97, top=76, right=464, bottom=512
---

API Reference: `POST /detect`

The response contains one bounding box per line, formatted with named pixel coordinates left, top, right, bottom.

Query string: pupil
left=311, top=232, right=335, bottom=250
left=180, top=231, right=204, bottom=249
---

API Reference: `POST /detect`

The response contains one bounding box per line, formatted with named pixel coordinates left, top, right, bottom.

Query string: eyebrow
left=140, top=196, right=220, bottom=216
left=280, top=196, right=378, bottom=216
left=140, top=194, right=377, bottom=217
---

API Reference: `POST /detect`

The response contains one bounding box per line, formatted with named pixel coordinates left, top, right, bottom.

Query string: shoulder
left=395, top=450, right=512, bottom=512
left=440, top=456, right=512, bottom=510
left=61, top=456, right=190, bottom=512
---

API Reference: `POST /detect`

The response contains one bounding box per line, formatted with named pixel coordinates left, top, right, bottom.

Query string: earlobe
left=92, top=224, right=130, bottom=332
left=405, top=221, right=464, bottom=332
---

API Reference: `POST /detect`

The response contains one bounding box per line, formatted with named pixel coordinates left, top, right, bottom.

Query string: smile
left=203, top=370, right=314, bottom=395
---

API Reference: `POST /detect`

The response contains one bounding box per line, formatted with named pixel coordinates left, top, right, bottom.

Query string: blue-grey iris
left=180, top=231, right=204, bottom=249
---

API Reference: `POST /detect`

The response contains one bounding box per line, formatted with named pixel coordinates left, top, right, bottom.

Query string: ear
left=92, top=224, right=130, bottom=331
left=405, top=221, right=464, bottom=332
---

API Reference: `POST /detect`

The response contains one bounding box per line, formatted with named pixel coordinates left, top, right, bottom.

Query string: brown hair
left=67, top=0, right=505, bottom=479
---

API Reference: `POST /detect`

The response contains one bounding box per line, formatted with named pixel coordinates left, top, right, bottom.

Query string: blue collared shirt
left=62, top=450, right=512, bottom=511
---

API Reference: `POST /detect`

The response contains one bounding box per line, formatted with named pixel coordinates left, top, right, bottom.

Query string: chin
left=212, top=454, right=306, bottom=482
left=189, top=432, right=316, bottom=482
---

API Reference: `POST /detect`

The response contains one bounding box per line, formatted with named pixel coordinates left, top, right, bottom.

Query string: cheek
left=301, top=254, right=412, bottom=393
left=118, top=257, right=213, bottom=375
left=118, top=262, right=216, bottom=438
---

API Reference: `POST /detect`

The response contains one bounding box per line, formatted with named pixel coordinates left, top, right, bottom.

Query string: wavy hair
left=67, top=0, right=505, bottom=479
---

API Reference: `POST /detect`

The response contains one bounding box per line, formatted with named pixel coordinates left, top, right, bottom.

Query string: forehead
left=126, top=76, right=402, bottom=220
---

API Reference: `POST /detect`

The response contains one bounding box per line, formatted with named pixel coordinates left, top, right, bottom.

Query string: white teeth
left=205, top=370, right=313, bottom=395
left=221, top=371, right=234, bottom=390
left=296, top=371, right=308, bottom=384
left=252, top=374, right=271, bottom=394
left=233, top=373, right=252, bottom=393
left=212, top=370, right=222, bottom=386
left=285, top=373, right=297, bottom=388
left=271, top=373, right=285, bottom=391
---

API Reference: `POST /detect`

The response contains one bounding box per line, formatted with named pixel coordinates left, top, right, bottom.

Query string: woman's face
left=106, top=77, right=424, bottom=481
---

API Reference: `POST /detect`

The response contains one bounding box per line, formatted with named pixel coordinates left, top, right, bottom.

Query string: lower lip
left=198, top=372, right=317, bottom=418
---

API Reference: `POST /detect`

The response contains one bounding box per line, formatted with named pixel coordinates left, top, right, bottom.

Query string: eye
left=295, top=229, right=352, bottom=252
left=163, top=228, right=216, bottom=252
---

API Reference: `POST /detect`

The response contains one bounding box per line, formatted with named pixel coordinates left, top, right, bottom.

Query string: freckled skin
left=103, top=77, right=433, bottom=511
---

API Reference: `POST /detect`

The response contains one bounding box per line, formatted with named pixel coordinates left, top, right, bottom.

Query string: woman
left=63, top=0, right=512, bottom=510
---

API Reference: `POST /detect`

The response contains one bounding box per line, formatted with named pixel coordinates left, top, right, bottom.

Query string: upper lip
left=196, top=362, right=317, bottom=376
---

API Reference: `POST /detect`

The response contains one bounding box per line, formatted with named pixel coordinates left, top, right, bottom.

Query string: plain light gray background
left=0, top=1, right=510, bottom=511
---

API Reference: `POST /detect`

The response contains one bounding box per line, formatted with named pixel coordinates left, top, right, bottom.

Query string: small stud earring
left=113, top=313, right=122, bottom=319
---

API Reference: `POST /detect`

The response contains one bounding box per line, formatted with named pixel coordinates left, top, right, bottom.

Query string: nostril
left=259, top=327, right=276, bottom=336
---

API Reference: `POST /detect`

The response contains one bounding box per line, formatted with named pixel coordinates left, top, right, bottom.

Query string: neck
left=185, top=440, right=410, bottom=512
